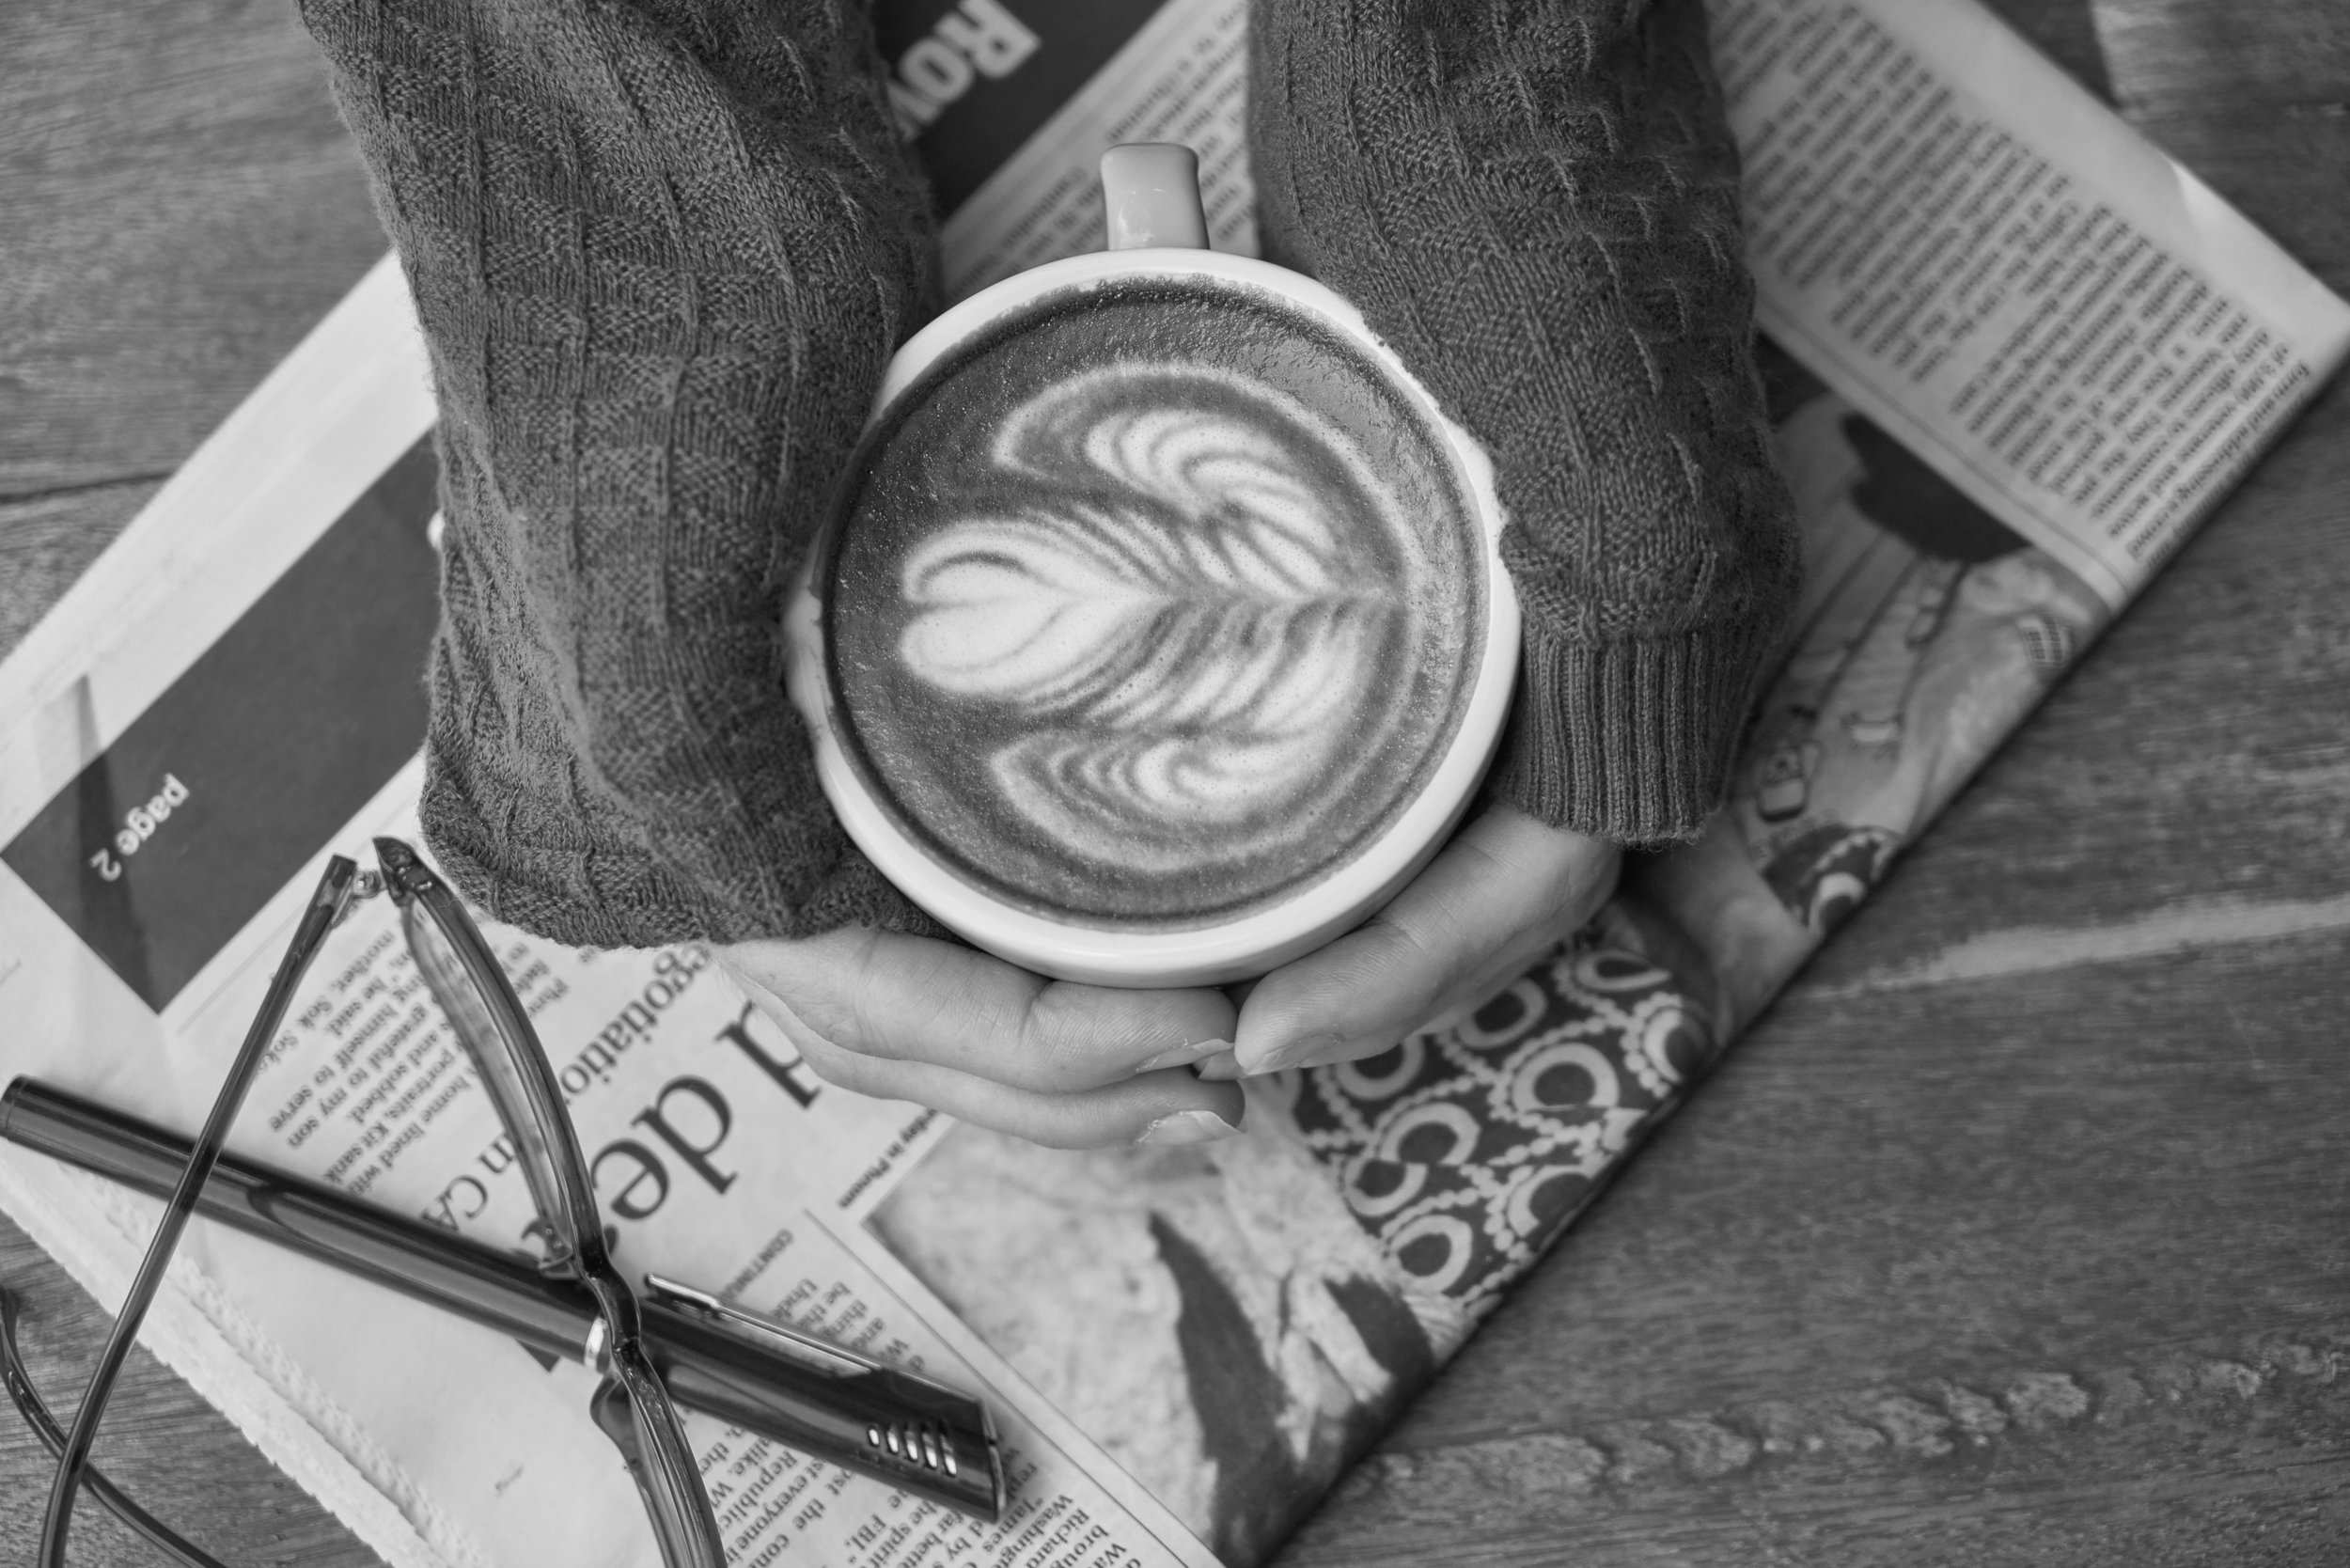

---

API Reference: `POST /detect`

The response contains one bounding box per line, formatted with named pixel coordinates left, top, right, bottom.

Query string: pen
left=0, top=1076, right=1003, bottom=1522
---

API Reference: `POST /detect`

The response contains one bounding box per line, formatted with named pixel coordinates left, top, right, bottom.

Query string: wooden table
left=3, top=1, right=2344, bottom=1562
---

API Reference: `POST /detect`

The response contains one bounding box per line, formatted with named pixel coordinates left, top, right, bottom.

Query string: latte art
left=899, top=366, right=1398, bottom=852
left=823, top=283, right=1484, bottom=926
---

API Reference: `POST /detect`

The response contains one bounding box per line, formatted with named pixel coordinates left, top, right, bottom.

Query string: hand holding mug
left=731, top=148, right=1574, bottom=1148
left=1220, top=807, right=1621, bottom=1080
left=718, top=806, right=1616, bottom=1149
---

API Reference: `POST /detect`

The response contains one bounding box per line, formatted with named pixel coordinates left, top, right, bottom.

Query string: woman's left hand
left=1209, top=802, right=1621, bottom=1079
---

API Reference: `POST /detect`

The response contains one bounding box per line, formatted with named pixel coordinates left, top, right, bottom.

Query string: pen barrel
left=0, top=1077, right=1001, bottom=1521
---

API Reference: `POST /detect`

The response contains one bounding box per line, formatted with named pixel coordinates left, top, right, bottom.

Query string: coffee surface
left=822, top=279, right=1484, bottom=927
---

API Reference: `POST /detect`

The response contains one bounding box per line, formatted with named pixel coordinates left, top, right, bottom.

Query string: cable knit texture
left=300, top=0, right=940, bottom=946
left=299, top=0, right=1796, bottom=949
left=1251, top=0, right=1801, bottom=841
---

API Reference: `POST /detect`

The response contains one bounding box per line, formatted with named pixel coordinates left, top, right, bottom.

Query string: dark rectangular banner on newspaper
left=879, top=0, right=1166, bottom=215
left=1, top=441, right=441, bottom=1011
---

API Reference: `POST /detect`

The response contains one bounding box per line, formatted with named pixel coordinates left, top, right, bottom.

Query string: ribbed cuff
left=1485, top=620, right=1767, bottom=846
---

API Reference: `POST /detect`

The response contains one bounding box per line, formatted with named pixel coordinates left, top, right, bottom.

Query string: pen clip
left=640, top=1274, right=889, bottom=1381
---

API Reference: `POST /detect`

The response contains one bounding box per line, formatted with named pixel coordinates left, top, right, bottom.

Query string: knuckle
left=776, top=928, right=894, bottom=1057
left=829, top=930, right=896, bottom=1043
left=1359, top=911, right=1460, bottom=995
left=1012, top=990, right=1103, bottom=1088
left=792, top=1033, right=882, bottom=1095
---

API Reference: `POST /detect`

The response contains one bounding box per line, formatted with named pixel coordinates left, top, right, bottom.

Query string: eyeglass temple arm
left=590, top=1336, right=729, bottom=1568
left=36, top=856, right=358, bottom=1568
left=374, top=839, right=605, bottom=1263
left=372, top=840, right=728, bottom=1566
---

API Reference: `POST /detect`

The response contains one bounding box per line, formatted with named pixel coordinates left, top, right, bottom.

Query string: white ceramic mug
left=787, top=145, right=1518, bottom=986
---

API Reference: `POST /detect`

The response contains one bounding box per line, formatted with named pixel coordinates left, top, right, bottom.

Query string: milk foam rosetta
left=897, top=366, right=1391, bottom=855
left=826, top=288, right=1482, bottom=925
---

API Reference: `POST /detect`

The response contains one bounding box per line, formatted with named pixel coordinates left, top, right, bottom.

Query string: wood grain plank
left=0, top=0, right=385, bottom=499
left=0, top=1215, right=387, bottom=1567
left=1817, top=890, right=2350, bottom=996
left=1287, top=1330, right=2350, bottom=1566
left=2093, top=0, right=2350, bottom=120
left=0, top=479, right=163, bottom=661
left=1999, top=0, right=2117, bottom=103
left=2088, top=0, right=2350, bottom=303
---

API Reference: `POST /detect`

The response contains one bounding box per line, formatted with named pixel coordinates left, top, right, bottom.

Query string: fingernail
left=1251, top=1031, right=1344, bottom=1076
left=1133, top=1040, right=1229, bottom=1075
left=1189, top=1049, right=1242, bottom=1081
left=1136, top=1109, right=1244, bottom=1147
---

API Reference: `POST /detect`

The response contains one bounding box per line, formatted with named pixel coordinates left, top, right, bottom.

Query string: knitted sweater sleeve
left=1251, top=0, right=1803, bottom=842
left=298, top=0, right=942, bottom=947
left=302, top=0, right=1790, bottom=950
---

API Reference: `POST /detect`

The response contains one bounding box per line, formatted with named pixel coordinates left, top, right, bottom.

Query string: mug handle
left=1101, top=144, right=1211, bottom=251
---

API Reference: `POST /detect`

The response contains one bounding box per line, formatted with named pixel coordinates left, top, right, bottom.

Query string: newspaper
left=0, top=0, right=2342, bottom=1565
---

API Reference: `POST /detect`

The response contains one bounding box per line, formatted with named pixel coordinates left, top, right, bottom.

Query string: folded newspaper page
left=1, top=1, right=2342, bottom=1565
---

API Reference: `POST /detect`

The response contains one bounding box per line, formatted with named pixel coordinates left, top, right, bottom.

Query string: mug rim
left=786, top=246, right=1521, bottom=986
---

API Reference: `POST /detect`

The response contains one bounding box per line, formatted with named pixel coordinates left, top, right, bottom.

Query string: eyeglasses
left=6, top=837, right=1001, bottom=1567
